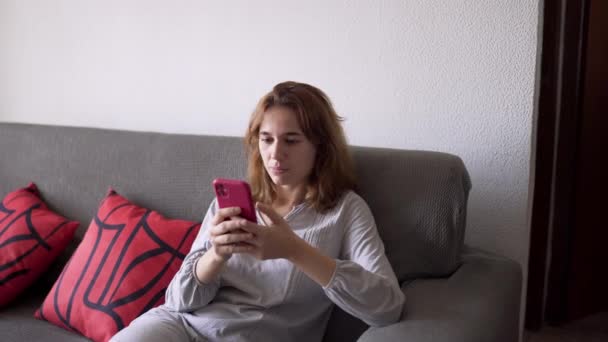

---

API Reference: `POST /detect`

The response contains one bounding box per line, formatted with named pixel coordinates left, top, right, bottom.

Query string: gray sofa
left=0, top=122, right=522, bottom=342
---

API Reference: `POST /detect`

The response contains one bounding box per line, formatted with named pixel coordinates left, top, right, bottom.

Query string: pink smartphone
left=212, top=178, right=257, bottom=223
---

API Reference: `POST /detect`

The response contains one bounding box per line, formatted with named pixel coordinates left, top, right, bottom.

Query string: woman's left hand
left=239, top=202, right=304, bottom=260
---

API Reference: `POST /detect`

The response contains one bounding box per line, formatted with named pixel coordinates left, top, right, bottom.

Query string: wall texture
left=0, top=0, right=540, bottom=315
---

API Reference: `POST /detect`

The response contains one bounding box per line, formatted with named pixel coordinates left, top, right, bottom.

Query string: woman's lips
left=270, top=167, right=288, bottom=175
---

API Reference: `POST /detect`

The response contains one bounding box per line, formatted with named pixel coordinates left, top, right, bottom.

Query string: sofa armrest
left=358, top=247, right=522, bottom=342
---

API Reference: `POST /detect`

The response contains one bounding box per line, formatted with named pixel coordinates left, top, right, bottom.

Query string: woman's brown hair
left=244, top=81, right=356, bottom=212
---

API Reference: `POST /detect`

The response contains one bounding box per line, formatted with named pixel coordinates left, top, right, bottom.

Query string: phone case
left=212, top=178, right=257, bottom=223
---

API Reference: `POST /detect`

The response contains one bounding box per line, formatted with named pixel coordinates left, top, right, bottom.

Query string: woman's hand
left=239, top=203, right=304, bottom=260
left=208, top=207, right=255, bottom=262
left=239, top=203, right=336, bottom=286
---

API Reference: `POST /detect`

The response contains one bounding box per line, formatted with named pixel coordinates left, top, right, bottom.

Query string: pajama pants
left=109, top=306, right=205, bottom=342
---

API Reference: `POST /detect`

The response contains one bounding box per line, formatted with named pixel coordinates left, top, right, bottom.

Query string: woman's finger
left=215, top=243, right=254, bottom=255
left=211, top=207, right=242, bottom=225
left=238, top=223, right=262, bottom=236
left=210, top=219, right=247, bottom=237
left=214, top=232, right=254, bottom=245
left=220, top=219, right=249, bottom=234
left=242, top=234, right=261, bottom=247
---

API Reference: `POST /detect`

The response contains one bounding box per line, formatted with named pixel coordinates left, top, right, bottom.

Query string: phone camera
left=216, top=184, right=228, bottom=197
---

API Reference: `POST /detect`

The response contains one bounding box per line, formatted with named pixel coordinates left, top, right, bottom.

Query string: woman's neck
left=274, top=184, right=307, bottom=209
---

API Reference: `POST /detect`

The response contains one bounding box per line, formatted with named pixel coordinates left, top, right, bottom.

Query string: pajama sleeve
left=164, top=199, right=221, bottom=313
left=322, top=193, right=405, bottom=327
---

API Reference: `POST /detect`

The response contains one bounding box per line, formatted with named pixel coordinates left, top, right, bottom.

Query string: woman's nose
left=270, top=141, right=286, bottom=159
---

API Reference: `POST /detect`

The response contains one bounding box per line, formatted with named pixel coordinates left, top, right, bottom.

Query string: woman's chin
left=270, top=175, right=302, bottom=187
left=271, top=176, right=289, bottom=185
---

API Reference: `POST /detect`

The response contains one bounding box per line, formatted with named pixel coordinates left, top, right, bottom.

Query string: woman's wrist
left=209, top=245, right=230, bottom=263
left=286, top=235, right=308, bottom=263
left=195, top=247, right=228, bottom=284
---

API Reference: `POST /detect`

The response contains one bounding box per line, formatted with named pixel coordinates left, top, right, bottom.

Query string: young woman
left=111, top=81, right=405, bottom=342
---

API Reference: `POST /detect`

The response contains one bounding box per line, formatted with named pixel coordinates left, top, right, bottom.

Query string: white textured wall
left=0, top=0, right=539, bottom=323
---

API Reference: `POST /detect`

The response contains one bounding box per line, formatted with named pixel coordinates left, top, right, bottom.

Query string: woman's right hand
left=208, top=207, right=255, bottom=262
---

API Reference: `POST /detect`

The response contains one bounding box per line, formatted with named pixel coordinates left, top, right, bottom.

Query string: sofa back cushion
left=0, top=123, right=471, bottom=283
left=351, top=146, right=471, bottom=281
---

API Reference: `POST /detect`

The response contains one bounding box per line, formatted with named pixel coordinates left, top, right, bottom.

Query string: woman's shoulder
left=333, top=190, right=373, bottom=217
left=340, top=190, right=369, bottom=207
left=328, top=190, right=376, bottom=231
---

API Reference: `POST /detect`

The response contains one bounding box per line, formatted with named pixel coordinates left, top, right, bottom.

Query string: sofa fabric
left=0, top=123, right=470, bottom=282
left=358, top=247, right=522, bottom=342
left=0, top=122, right=520, bottom=342
left=352, top=147, right=471, bottom=281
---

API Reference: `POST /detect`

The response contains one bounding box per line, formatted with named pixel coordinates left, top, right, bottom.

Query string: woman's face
left=258, top=106, right=316, bottom=188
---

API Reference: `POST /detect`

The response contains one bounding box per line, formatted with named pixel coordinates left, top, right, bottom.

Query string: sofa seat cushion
left=0, top=287, right=90, bottom=342
left=36, top=189, right=202, bottom=342
left=0, top=183, right=79, bottom=307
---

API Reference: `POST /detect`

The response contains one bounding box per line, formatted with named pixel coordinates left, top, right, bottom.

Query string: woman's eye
left=259, top=137, right=299, bottom=145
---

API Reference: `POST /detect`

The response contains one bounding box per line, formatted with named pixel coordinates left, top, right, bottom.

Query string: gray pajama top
left=163, top=191, right=405, bottom=342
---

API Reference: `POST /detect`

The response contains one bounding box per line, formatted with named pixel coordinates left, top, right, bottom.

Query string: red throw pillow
left=35, top=189, right=201, bottom=342
left=0, top=183, right=79, bottom=307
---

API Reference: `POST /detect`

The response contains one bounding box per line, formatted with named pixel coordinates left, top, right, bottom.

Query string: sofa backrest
left=0, top=122, right=471, bottom=283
